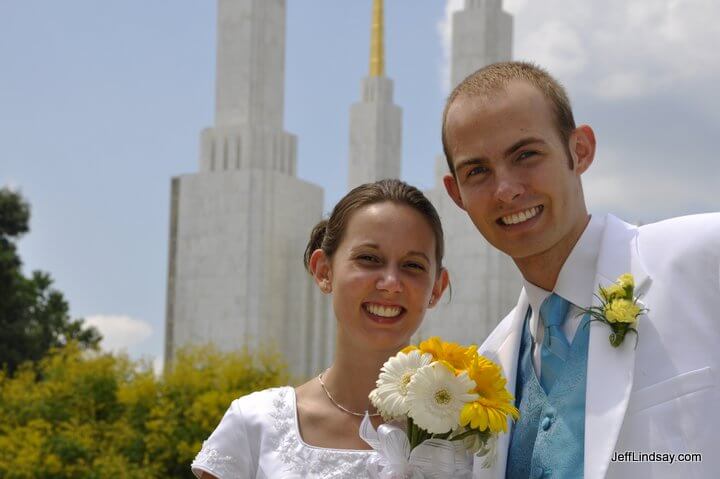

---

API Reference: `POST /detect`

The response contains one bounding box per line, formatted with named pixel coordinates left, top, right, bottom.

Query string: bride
left=192, top=179, right=449, bottom=478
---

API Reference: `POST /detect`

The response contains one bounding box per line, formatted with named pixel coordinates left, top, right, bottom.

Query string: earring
left=321, top=279, right=331, bottom=293
left=429, top=295, right=436, bottom=306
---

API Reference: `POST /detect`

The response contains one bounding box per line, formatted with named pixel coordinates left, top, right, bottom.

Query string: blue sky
left=2, top=0, right=718, bottom=369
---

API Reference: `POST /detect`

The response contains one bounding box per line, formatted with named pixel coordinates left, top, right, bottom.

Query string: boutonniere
left=580, top=273, right=647, bottom=347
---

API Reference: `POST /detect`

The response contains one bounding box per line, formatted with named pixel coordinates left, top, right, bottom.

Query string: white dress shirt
left=522, top=215, right=606, bottom=378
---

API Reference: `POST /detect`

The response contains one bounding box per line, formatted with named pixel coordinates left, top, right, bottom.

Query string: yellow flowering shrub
left=0, top=342, right=288, bottom=478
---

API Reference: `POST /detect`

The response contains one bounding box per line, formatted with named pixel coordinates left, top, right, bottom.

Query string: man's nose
left=494, top=170, right=524, bottom=203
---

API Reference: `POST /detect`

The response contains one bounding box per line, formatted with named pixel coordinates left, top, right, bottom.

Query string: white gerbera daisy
left=406, top=363, right=478, bottom=434
left=369, top=350, right=433, bottom=418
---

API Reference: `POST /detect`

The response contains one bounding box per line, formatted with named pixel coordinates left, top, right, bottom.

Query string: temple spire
left=347, top=0, right=400, bottom=190
left=369, top=0, right=385, bottom=77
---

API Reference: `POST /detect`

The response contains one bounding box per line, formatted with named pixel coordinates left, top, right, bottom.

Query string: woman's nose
left=376, top=267, right=402, bottom=293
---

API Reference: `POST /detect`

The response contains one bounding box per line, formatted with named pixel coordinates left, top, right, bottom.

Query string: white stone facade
left=347, top=76, right=402, bottom=190
left=417, top=0, right=521, bottom=344
left=165, top=0, right=330, bottom=378
left=214, top=0, right=286, bottom=129
left=451, top=0, right=513, bottom=87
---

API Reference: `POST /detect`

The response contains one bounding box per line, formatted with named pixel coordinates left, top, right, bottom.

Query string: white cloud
left=583, top=146, right=719, bottom=222
left=85, top=314, right=153, bottom=352
left=513, top=0, right=720, bottom=102
left=502, top=0, right=528, bottom=15
left=2, top=179, right=20, bottom=192
left=516, top=21, right=587, bottom=79
left=593, top=70, right=662, bottom=100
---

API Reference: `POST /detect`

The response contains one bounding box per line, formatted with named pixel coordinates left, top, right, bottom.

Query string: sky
left=2, top=0, right=718, bottom=371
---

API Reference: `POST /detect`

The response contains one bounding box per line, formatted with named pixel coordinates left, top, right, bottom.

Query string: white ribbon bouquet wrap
left=360, top=338, right=520, bottom=479
left=359, top=414, right=472, bottom=479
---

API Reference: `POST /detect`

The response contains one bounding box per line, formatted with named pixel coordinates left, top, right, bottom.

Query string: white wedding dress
left=191, top=386, right=377, bottom=478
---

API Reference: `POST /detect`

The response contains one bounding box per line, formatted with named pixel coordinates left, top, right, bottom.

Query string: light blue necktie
left=539, top=293, right=571, bottom=393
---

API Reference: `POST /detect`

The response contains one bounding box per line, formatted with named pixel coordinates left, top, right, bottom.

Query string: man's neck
left=514, top=214, right=591, bottom=291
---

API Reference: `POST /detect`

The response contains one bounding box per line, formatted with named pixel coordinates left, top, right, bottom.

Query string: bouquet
left=360, top=337, right=519, bottom=478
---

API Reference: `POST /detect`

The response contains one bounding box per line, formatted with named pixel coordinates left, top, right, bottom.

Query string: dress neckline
left=287, top=386, right=374, bottom=454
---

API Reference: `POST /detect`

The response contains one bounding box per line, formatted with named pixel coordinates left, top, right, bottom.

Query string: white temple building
left=165, top=0, right=521, bottom=377
left=164, top=0, right=332, bottom=378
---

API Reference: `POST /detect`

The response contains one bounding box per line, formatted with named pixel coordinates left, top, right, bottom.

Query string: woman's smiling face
left=320, top=201, right=446, bottom=353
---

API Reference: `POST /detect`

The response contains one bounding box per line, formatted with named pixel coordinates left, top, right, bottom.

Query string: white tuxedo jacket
left=474, top=214, right=720, bottom=479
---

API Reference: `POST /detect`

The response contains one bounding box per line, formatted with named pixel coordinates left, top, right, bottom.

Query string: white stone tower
left=419, top=0, right=521, bottom=344
left=347, top=0, right=403, bottom=189
left=450, top=0, right=512, bottom=87
left=165, top=0, right=331, bottom=378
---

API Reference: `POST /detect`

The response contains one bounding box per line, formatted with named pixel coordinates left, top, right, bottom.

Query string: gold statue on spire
left=369, top=0, right=385, bottom=77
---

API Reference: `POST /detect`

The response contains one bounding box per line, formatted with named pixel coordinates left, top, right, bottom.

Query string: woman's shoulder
left=216, top=386, right=295, bottom=438
left=232, top=386, right=293, bottom=416
left=191, top=386, right=294, bottom=479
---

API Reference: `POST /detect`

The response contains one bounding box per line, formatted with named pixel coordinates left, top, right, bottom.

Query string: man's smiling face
left=443, top=80, right=592, bottom=262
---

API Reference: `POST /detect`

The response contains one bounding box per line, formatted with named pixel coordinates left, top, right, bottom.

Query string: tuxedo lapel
left=584, top=215, right=651, bottom=479
left=476, top=289, right=528, bottom=479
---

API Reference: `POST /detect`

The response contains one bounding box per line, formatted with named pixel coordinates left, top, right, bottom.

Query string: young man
left=442, top=62, right=719, bottom=479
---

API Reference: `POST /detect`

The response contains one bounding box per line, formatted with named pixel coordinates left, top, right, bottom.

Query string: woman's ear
left=428, top=268, right=450, bottom=308
left=309, top=249, right=332, bottom=294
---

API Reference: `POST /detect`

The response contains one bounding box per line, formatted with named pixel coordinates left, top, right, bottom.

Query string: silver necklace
left=317, top=370, right=381, bottom=418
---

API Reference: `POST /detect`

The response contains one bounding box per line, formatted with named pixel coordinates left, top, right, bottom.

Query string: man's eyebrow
left=455, top=157, right=487, bottom=174
left=504, top=137, right=545, bottom=157
left=454, top=137, right=546, bottom=174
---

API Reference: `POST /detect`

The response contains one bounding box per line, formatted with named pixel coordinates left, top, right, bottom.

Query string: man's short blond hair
left=441, top=61, right=576, bottom=175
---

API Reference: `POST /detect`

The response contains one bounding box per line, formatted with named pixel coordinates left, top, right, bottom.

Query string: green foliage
left=0, top=343, right=288, bottom=478
left=0, top=188, right=101, bottom=375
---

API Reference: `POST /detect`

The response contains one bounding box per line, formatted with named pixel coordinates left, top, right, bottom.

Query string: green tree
left=0, top=343, right=288, bottom=478
left=0, top=188, right=101, bottom=374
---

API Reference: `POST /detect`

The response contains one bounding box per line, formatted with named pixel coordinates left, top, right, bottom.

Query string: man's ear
left=570, top=125, right=596, bottom=175
left=443, top=173, right=466, bottom=211
left=309, top=249, right=332, bottom=293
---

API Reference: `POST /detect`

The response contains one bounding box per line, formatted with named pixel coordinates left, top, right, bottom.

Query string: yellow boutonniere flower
left=580, top=273, right=647, bottom=347
left=604, top=299, right=641, bottom=324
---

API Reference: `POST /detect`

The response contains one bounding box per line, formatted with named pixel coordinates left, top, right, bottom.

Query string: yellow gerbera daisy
left=459, top=356, right=519, bottom=433
left=404, top=337, right=477, bottom=373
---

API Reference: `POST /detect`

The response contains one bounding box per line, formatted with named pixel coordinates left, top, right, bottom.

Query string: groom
left=442, top=62, right=719, bottom=478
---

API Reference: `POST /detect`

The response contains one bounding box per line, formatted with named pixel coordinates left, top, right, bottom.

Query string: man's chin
left=495, top=240, right=549, bottom=262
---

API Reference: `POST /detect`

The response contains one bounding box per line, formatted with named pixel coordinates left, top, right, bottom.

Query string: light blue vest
left=506, top=310, right=590, bottom=478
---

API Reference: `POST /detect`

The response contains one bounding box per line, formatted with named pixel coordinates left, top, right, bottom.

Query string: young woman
left=192, top=179, right=449, bottom=478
